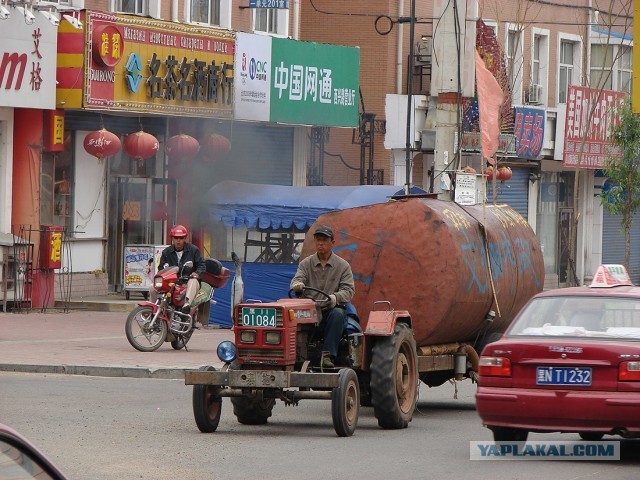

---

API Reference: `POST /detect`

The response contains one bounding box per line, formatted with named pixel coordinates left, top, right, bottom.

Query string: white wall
left=0, top=108, right=14, bottom=234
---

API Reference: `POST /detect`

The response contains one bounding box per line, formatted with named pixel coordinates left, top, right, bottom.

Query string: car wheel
left=579, top=432, right=604, bottom=441
left=491, top=426, right=529, bottom=443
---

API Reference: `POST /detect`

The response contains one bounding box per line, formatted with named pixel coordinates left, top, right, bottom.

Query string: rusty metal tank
left=301, top=197, right=544, bottom=347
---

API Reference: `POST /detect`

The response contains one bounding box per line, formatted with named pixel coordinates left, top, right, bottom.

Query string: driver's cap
left=314, top=225, right=334, bottom=239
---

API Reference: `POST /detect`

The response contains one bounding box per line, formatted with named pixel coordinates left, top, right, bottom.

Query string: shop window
left=40, top=132, right=74, bottom=232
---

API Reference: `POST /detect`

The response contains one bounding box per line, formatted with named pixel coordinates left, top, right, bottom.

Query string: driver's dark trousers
left=320, top=307, right=348, bottom=359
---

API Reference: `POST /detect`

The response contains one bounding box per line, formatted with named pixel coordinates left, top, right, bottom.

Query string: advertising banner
left=562, top=85, right=625, bottom=169
left=1, top=8, right=57, bottom=109
left=514, top=106, right=545, bottom=160
left=234, top=33, right=360, bottom=127
left=65, top=11, right=234, bottom=117
left=235, top=32, right=271, bottom=121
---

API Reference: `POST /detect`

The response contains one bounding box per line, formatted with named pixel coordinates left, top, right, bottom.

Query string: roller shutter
left=486, top=166, right=529, bottom=220
left=602, top=210, right=640, bottom=283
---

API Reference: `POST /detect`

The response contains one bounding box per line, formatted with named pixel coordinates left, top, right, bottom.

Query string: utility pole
left=404, top=0, right=416, bottom=194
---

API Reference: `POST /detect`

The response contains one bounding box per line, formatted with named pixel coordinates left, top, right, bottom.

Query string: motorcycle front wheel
left=125, top=306, right=167, bottom=352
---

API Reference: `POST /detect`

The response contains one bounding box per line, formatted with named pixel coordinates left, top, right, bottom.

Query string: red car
left=476, top=264, right=640, bottom=442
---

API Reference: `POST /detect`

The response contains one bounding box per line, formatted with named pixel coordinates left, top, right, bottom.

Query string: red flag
left=475, top=50, right=504, bottom=165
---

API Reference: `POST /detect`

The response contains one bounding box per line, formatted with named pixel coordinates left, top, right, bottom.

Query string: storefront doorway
left=107, top=176, right=177, bottom=292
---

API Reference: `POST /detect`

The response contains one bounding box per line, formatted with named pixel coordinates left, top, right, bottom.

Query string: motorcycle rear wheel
left=125, top=306, right=166, bottom=352
left=171, top=329, right=193, bottom=350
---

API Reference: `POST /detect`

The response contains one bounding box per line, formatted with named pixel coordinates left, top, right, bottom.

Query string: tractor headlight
left=264, top=331, right=281, bottom=345
left=239, top=330, right=256, bottom=343
left=216, top=341, right=237, bottom=363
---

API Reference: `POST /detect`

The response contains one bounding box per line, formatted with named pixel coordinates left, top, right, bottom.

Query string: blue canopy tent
left=203, top=180, right=407, bottom=230
left=203, top=181, right=424, bottom=327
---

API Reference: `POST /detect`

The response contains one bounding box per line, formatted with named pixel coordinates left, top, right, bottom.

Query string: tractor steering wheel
left=288, top=286, right=332, bottom=307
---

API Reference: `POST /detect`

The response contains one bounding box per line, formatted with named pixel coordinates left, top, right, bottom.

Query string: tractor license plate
left=240, top=307, right=277, bottom=328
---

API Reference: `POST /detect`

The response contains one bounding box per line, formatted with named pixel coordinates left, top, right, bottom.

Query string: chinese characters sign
left=234, top=33, right=359, bottom=127
left=1, top=9, right=57, bottom=108
left=249, top=0, right=289, bottom=7
left=562, top=85, right=625, bottom=169
left=79, top=11, right=234, bottom=117
left=514, top=107, right=545, bottom=160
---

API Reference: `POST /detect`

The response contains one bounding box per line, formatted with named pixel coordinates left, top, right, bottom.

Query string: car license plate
left=240, top=308, right=277, bottom=328
left=536, top=367, right=592, bottom=386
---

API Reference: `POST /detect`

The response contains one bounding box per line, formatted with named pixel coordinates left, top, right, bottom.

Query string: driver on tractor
left=290, top=225, right=355, bottom=368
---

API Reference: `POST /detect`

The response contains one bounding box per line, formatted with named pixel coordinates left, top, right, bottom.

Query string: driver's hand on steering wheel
left=328, top=294, right=337, bottom=309
left=291, top=281, right=305, bottom=293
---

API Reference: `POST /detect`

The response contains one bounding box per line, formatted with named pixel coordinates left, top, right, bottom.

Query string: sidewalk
left=0, top=308, right=234, bottom=379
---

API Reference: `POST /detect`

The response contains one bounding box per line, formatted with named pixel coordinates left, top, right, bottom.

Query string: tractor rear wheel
left=370, top=323, right=418, bottom=429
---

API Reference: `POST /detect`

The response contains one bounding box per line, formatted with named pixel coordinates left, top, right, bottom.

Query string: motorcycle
left=125, top=259, right=230, bottom=352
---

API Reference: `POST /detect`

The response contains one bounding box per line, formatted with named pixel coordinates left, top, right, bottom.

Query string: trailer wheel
left=370, top=323, right=418, bottom=429
left=192, top=366, right=222, bottom=433
left=331, top=368, right=360, bottom=437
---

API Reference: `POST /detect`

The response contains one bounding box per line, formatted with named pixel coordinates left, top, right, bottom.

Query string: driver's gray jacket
left=290, top=252, right=355, bottom=305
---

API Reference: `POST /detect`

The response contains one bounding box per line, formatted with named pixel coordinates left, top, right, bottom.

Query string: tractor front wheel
left=192, top=366, right=222, bottom=433
left=331, top=368, right=360, bottom=437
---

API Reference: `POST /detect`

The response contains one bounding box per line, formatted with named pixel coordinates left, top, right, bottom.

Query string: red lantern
left=165, top=134, right=200, bottom=161
left=497, top=166, right=513, bottom=183
left=484, top=166, right=494, bottom=181
left=83, top=129, right=121, bottom=159
left=199, top=133, right=231, bottom=159
left=123, top=130, right=159, bottom=160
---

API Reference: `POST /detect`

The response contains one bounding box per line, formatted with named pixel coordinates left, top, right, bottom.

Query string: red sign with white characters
left=562, top=85, right=625, bottom=169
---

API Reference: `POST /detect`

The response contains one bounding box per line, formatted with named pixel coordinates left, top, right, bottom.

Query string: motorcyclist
left=290, top=225, right=355, bottom=368
left=152, top=225, right=206, bottom=314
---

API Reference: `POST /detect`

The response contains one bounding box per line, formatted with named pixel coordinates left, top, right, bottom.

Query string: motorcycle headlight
left=217, top=341, right=237, bottom=363
left=154, top=277, right=163, bottom=289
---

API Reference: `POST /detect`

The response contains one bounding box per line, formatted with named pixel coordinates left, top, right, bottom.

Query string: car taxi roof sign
left=590, top=264, right=633, bottom=288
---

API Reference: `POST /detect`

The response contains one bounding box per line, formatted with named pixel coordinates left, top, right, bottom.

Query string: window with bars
left=190, top=0, right=221, bottom=26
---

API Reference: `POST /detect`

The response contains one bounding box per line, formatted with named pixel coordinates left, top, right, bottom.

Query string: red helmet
left=170, top=225, right=188, bottom=238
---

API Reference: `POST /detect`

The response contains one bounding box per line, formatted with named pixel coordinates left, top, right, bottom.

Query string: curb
left=0, top=363, right=205, bottom=379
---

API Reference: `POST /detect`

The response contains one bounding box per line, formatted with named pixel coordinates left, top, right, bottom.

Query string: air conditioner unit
left=528, top=84, right=543, bottom=104
left=415, top=37, right=433, bottom=65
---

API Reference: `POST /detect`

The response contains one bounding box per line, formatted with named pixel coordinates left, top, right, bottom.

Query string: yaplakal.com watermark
left=470, top=441, right=620, bottom=461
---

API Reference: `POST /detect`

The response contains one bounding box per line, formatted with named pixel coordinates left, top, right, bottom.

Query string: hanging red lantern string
left=199, top=133, right=231, bottom=160
left=123, top=130, right=159, bottom=160
left=496, top=166, right=513, bottom=183
left=165, top=134, right=200, bottom=162
left=83, top=129, right=121, bottom=160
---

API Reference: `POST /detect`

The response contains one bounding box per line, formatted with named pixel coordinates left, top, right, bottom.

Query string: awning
left=202, top=180, right=413, bottom=230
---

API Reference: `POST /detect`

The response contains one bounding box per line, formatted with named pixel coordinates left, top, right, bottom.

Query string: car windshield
left=506, top=295, right=640, bottom=340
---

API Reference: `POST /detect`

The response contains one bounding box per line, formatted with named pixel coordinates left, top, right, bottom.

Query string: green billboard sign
left=270, top=38, right=360, bottom=127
